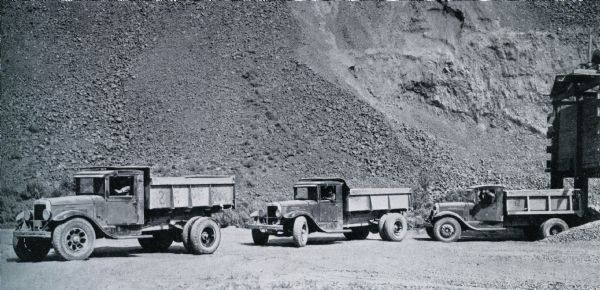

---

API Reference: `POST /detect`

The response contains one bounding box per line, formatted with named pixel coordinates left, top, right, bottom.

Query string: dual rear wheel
left=139, top=217, right=221, bottom=255
left=379, top=213, right=408, bottom=242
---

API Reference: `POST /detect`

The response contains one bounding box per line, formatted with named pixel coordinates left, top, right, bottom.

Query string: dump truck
left=424, top=185, right=584, bottom=242
left=248, top=178, right=411, bottom=247
left=12, top=166, right=235, bottom=261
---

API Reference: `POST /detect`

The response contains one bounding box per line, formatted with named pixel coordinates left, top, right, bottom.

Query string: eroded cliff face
left=1, top=1, right=598, bottom=207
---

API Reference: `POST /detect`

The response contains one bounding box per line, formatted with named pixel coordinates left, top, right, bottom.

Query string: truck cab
left=425, top=184, right=585, bottom=242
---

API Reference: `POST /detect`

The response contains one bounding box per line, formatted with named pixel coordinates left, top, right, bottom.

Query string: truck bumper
left=13, top=230, right=52, bottom=239
left=247, top=224, right=284, bottom=232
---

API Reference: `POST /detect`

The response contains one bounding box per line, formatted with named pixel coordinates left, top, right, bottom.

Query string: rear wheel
left=13, top=236, right=51, bottom=262
left=292, top=216, right=309, bottom=247
left=540, top=218, right=568, bottom=239
left=378, top=214, right=390, bottom=241
left=52, top=218, right=96, bottom=261
left=189, top=218, right=221, bottom=254
left=182, top=216, right=201, bottom=252
left=138, top=231, right=173, bottom=252
left=433, top=217, right=461, bottom=243
left=382, top=213, right=408, bottom=242
left=251, top=229, right=269, bottom=245
left=343, top=227, right=369, bottom=240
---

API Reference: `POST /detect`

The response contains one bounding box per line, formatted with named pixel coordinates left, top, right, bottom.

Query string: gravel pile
left=544, top=219, right=600, bottom=243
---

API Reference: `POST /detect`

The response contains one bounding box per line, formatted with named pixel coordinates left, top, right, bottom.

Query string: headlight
left=15, top=211, right=25, bottom=222
left=433, top=203, right=439, bottom=213
left=258, top=209, right=265, bottom=217
left=42, top=209, right=51, bottom=221
left=23, top=210, right=32, bottom=221
left=275, top=204, right=282, bottom=218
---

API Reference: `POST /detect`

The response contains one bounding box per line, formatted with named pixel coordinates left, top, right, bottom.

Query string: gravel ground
left=2, top=228, right=600, bottom=289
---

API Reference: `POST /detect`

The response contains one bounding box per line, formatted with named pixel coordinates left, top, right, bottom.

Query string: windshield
left=294, top=186, right=318, bottom=201
left=76, top=177, right=105, bottom=196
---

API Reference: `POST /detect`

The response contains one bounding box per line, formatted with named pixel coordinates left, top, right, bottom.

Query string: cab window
left=109, top=176, right=134, bottom=197
left=294, top=186, right=318, bottom=201
left=320, top=185, right=336, bottom=201
left=76, top=178, right=105, bottom=196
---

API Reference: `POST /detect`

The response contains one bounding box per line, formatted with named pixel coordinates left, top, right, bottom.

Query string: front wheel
left=138, top=231, right=173, bottom=252
left=52, top=218, right=96, bottom=261
left=251, top=229, right=269, bottom=245
left=13, top=236, right=51, bottom=262
left=292, top=216, right=309, bottom=247
left=433, top=217, right=461, bottom=243
left=189, top=218, right=221, bottom=254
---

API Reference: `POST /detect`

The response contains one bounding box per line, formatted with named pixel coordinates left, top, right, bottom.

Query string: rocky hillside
left=1, top=1, right=599, bottom=220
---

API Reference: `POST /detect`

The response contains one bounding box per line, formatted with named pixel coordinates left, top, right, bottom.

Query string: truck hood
left=269, top=200, right=317, bottom=208
left=438, top=202, right=475, bottom=212
left=37, top=195, right=104, bottom=206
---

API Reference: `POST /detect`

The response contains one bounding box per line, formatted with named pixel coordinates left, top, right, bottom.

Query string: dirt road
left=1, top=228, right=599, bottom=289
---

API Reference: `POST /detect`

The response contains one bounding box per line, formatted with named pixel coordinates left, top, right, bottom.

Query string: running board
left=113, top=235, right=153, bottom=239
left=469, top=227, right=507, bottom=231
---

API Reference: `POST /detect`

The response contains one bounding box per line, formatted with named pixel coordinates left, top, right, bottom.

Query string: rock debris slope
left=1, top=1, right=599, bottom=213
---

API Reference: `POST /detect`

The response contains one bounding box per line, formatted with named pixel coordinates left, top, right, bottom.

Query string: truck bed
left=147, top=176, right=235, bottom=210
left=505, top=188, right=582, bottom=215
left=345, top=188, right=411, bottom=212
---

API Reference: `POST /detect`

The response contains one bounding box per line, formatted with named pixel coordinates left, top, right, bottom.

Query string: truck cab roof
left=468, top=184, right=505, bottom=190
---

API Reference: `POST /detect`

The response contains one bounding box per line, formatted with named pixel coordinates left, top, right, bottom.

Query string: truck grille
left=267, top=206, right=277, bottom=218
left=267, top=206, right=278, bottom=224
left=34, top=204, right=45, bottom=220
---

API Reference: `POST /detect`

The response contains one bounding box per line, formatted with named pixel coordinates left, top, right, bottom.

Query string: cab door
left=318, top=184, right=338, bottom=223
left=473, top=187, right=504, bottom=222
left=105, top=173, right=144, bottom=225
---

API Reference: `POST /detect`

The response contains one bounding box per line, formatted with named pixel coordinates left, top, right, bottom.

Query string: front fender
left=282, top=211, right=324, bottom=232
left=432, top=211, right=476, bottom=231
left=51, top=210, right=112, bottom=238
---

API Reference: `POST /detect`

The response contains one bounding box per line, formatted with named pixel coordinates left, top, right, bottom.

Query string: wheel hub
left=65, top=227, right=87, bottom=252
left=440, top=224, right=455, bottom=238
left=393, top=221, right=403, bottom=235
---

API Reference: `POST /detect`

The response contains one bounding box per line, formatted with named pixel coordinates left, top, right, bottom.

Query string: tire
left=13, top=236, right=51, bottom=262
left=292, top=216, right=309, bottom=247
left=138, top=231, right=173, bottom=252
left=251, top=229, right=269, bottom=245
left=343, top=227, right=370, bottom=240
left=182, top=216, right=202, bottom=252
left=189, top=218, right=221, bottom=254
left=433, top=217, right=462, bottom=243
left=540, top=218, right=569, bottom=239
left=378, top=214, right=390, bottom=241
left=425, top=227, right=435, bottom=239
left=383, top=213, right=408, bottom=242
left=52, top=218, right=96, bottom=261
left=523, top=227, right=540, bottom=241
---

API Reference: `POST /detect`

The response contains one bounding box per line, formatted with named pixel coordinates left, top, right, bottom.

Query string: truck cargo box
left=345, top=188, right=411, bottom=212
left=505, top=188, right=582, bottom=215
left=148, top=176, right=235, bottom=210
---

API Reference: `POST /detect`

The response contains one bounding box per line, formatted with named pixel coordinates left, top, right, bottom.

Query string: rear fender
left=432, top=211, right=476, bottom=231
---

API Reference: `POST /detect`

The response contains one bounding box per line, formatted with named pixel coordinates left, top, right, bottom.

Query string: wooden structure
left=547, top=68, right=600, bottom=210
